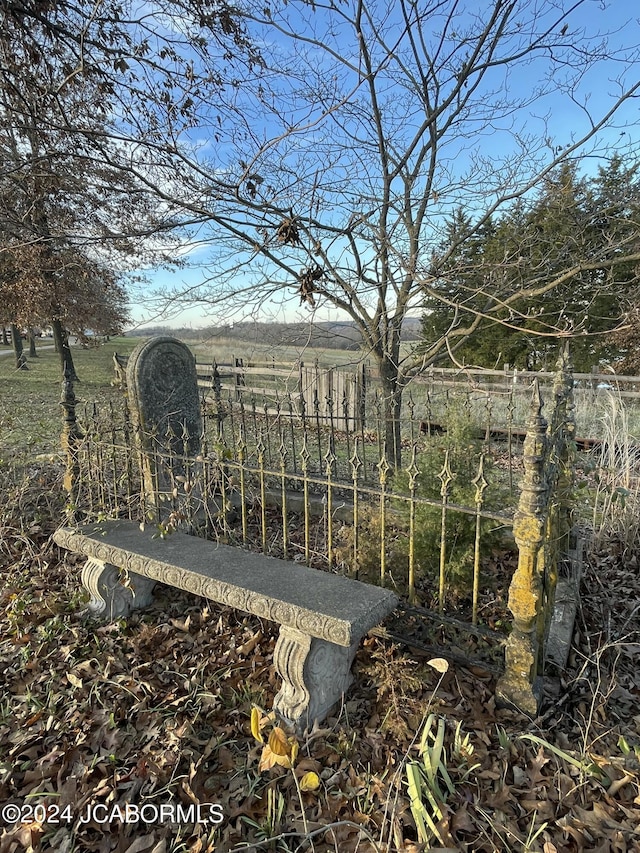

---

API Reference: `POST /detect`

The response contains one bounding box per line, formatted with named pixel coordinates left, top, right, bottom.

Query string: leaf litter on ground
left=0, top=465, right=639, bottom=852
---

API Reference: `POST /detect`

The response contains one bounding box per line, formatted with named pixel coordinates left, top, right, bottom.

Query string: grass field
left=0, top=337, right=142, bottom=462
left=0, top=335, right=371, bottom=463
left=192, top=334, right=369, bottom=370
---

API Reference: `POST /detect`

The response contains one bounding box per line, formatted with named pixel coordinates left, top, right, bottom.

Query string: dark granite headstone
left=126, top=336, right=202, bottom=519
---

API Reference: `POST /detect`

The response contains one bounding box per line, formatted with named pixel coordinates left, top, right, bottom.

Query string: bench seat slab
left=54, top=521, right=397, bottom=645
left=54, top=521, right=398, bottom=730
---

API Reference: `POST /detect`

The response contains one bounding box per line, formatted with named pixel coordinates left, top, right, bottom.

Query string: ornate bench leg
left=273, top=626, right=359, bottom=732
left=81, top=558, right=155, bottom=620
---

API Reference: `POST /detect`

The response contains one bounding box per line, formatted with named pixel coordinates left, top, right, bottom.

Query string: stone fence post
left=496, top=381, right=549, bottom=715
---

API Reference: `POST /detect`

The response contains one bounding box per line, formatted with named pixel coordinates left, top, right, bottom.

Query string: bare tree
left=3, top=1, right=640, bottom=462
left=0, top=0, right=260, bottom=376
left=109, top=0, right=639, bottom=464
left=0, top=107, right=135, bottom=378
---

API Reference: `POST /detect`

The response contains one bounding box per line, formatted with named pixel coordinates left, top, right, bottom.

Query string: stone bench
left=53, top=520, right=397, bottom=731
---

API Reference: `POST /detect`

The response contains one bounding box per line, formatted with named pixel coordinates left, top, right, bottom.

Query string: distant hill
left=128, top=318, right=422, bottom=349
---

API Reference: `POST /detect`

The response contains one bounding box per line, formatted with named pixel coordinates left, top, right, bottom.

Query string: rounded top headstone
left=126, top=336, right=202, bottom=453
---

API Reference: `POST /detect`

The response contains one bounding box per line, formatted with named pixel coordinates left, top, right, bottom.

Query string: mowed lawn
left=0, top=337, right=142, bottom=463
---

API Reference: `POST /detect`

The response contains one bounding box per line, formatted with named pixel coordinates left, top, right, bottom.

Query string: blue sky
left=127, top=0, right=640, bottom=331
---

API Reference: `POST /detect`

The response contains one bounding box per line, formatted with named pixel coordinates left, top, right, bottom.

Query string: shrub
left=335, top=399, right=508, bottom=603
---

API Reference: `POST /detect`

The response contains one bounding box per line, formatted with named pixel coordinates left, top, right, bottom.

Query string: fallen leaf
left=299, top=771, right=321, bottom=792
left=238, top=630, right=262, bottom=655
left=268, top=727, right=291, bottom=757
left=251, top=706, right=263, bottom=743
left=258, top=728, right=298, bottom=771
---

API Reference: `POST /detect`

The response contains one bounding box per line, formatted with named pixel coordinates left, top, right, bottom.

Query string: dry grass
left=590, top=388, right=640, bottom=559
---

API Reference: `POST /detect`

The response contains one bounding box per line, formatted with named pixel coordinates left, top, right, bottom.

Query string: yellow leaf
left=290, top=739, right=299, bottom=766
left=259, top=743, right=292, bottom=771
left=251, top=707, right=263, bottom=743
left=268, top=727, right=290, bottom=757
left=427, top=657, right=449, bottom=673
left=258, top=744, right=277, bottom=772
left=299, top=771, right=320, bottom=792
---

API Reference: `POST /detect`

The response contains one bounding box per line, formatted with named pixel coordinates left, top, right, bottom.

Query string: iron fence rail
left=71, top=384, right=519, bottom=620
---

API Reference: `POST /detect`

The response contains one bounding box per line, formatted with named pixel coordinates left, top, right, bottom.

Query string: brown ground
left=1, top=466, right=638, bottom=852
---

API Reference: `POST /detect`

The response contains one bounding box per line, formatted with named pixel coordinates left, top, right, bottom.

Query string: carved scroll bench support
left=53, top=521, right=397, bottom=732
left=80, top=557, right=156, bottom=620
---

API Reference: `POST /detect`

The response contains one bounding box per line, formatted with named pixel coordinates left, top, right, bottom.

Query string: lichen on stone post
left=497, top=380, right=549, bottom=716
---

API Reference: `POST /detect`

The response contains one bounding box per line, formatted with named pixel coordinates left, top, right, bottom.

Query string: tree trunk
left=1, top=327, right=9, bottom=346
left=378, top=359, right=403, bottom=470
left=10, top=323, right=28, bottom=370
left=28, top=329, right=38, bottom=358
left=52, top=317, right=79, bottom=380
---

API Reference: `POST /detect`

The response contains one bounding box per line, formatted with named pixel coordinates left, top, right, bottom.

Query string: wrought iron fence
left=66, top=377, right=554, bottom=616
left=61, top=345, right=580, bottom=715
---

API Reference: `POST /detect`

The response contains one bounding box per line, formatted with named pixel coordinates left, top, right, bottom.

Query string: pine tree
left=422, top=158, right=640, bottom=371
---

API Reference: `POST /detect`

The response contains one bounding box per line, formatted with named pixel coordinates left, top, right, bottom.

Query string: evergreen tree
left=422, top=158, right=640, bottom=371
